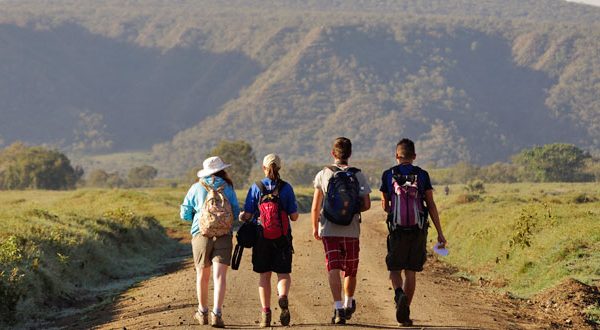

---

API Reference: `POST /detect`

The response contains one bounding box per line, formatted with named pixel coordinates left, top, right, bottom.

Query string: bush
left=207, top=140, right=256, bottom=187
left=127, top=165, right=158, bottom=188
left=0, top=143, right=83, bottom=190
left=455, top=193, right=482, bottom=203
left=513, top=143, right=591, bottom=182
left=465, top=180, right=485, bottom=194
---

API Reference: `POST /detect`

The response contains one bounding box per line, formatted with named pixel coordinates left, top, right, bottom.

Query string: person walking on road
left=311, top=137, right=371, bottom=324
left=239, top=154, right=299, bottom=327
left=380, top=138, right=447, bottom=326
left=180, top=156, right=240, bottom=328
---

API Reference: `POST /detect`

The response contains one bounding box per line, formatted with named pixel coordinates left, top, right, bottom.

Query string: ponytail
left=266, top=163, right=280, bottom=181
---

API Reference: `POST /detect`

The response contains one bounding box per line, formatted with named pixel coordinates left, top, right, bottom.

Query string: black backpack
left=322, top=166, right=361, bottom=226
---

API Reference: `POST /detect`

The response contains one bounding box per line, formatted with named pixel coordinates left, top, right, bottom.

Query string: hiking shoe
left=344, top=299, right=356, bottom=320
left=278, top=296, right=291, bottom=326
left=210, top=311, right=225, bottom=328
left=394, top=288, right=410, bottom=324
left=260, top=310, right=272, bottom=328
left=401, top=318, right=413, bottom=327
left=331, top=308, right=346, bottom=325
left=194, top=310, right=209, bottom=325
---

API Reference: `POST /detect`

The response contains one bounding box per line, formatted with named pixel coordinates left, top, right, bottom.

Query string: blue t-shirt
left=243, top=178, right=298, bottom=223
left=380, top=164, right=433, bottom=197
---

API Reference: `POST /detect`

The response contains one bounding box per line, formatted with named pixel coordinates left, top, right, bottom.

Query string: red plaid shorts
left=322, top=236, right=360, bottom=277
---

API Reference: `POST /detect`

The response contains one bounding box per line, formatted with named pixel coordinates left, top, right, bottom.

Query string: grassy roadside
left=0, top=188, right=186, bottom=326
left=0, top=185, right=315, bottom=327
left=431, top=182, right=600, bottom=323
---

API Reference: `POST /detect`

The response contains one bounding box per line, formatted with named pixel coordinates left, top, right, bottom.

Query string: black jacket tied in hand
left=231, top=221, right=259, bottom=270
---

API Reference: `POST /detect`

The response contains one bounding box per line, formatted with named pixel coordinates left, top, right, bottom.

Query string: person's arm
left=360, top=194, right=370, bottom=212
left=283, top=183, right=299, bottom=221
left=424, top=189, right=447, bottom=247
left=180, top=185, right=196, bottom=221
left=239, top=184, right=259, bottom=222
left=310, top=188, right=323, bottom=240
left=381, top=192, right=390, bottom=213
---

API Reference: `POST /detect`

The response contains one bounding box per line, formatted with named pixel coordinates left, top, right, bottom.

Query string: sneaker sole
left=280, top=309, right=290, bottom=326
left=279, top=297, right=290, bottom=326
left=396, top=293, right=409, bottom=324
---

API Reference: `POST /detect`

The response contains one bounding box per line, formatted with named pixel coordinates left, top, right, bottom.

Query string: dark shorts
left=385, top=229, right=427, bottom=272
left=322, top=236, right=360, bottom=277
left=252, top=235, right=293, bottom=274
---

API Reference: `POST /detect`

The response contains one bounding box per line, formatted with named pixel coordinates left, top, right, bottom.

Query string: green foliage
left=465, top=180, right=485, bottom=194
left=455, top=193, right=482, bottom=204
left=438, top=182, right=600, bottom=297
left=0, top=189, right=182, bottom=327
left=87, top=169, right=110, bottom=187
left=207, top=140, right=256, bottom=187
left=514, top=144, right=592, bottom=182
left=127, top=165, right=158, bottom=188
left=281, top=161, right=321, bottom=186
left=0, top=143, right=83, bottom=190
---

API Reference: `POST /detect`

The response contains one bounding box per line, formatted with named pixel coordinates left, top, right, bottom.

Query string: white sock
left=344, top=296, right=354, bottom=308
left=199, top=306, right=208, bottom=313
left=334, top=301, right=343, bottom=310
left=213, top=307, right=221, bottom=316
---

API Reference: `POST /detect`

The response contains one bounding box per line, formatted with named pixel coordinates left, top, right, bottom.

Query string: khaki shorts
left=192, top=234, right=233, bottom=268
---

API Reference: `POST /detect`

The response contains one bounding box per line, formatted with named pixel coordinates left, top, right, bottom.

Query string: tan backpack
left=199, top=179, right=234, bottom=237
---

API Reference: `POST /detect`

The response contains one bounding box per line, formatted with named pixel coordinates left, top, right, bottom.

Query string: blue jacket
left=180, top=176, right=240, bottom=237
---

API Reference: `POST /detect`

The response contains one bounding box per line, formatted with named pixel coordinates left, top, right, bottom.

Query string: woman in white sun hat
left=181, top=156, right=240, bottom=328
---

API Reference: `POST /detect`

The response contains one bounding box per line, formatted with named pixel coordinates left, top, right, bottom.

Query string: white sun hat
left=197, top=156, right=232, bottom=178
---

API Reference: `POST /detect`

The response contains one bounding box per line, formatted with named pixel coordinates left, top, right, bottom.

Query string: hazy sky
left=566, top=0, right=600, bottom=6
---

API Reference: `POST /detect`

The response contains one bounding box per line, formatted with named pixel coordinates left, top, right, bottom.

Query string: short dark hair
left=396, top=138, right=416, bottom=159
left=332, top=137, right=352, bottom=161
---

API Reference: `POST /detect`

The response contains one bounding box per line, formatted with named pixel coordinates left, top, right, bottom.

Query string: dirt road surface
left=60, top=210, right=543, bottom=329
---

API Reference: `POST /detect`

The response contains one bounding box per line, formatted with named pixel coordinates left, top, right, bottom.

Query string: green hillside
left=0, top=1, right=598, bottom=176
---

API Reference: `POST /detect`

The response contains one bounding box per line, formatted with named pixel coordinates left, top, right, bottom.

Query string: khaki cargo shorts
left=192, top=234, right=233, bottom=268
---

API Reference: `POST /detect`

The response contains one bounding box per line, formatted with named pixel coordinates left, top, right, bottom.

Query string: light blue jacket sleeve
left=180, top=184, right=197, bottom=222
left=224, top=185, right=240, bottom=221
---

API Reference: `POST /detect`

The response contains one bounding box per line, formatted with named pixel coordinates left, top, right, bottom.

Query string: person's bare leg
left=343, top=275, right=357, bottom=297
left=276, top=273, right=291, bottom=297
left=328, top=269, right=343, bottom=301
left=197, top=266, right=211, bottom=311
left=402, top=270, right=416, bottom=305
left=212, top=262, right=229, bottom=311
left=258, top=272, right=272, bottom=309
left=390, top=270, right=403, bottom=290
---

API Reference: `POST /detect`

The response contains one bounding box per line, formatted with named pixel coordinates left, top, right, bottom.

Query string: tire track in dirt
left=57, top=210, right=543, bottom=329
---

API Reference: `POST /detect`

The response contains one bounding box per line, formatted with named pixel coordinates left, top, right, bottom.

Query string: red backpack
left=257, top=180, right=289, bottom=240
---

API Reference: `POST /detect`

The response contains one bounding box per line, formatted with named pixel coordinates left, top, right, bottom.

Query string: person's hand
left=238, top=212, right=247, bottom=223
left=313, top=228, right=321, bottom=241
left=437, top=233, right=447, bottom=248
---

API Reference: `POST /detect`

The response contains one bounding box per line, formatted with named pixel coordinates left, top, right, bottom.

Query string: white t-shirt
left=313, top=165, right=372, bottom=238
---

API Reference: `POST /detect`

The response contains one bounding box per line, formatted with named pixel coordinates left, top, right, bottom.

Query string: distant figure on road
left=311, top=137, right=371, bottom=325
left=180, top=156, right=240, bottom=328
left=239, top=154, right=299, bottom=328
left=380, top=138, right=447, bottom=326
left=444, top=185, right=450, bottom=195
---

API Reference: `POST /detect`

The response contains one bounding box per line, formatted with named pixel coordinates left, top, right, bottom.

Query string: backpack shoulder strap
left=347, top=167, right=361, bottom=174
left=325, top=165, right=339, bottom=173
left=273, top=180, right=287, bottom=196
left=256, top=181, right=267, bottom=195
left=199, top=180, right=213, bottom=192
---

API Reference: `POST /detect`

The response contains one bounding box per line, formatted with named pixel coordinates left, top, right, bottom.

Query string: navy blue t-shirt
left=243, top=178, right=298, bottom=223
left=379, top=164, right=433, bottom=197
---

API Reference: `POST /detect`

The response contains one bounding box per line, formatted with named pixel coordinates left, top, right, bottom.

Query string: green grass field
left=433, top=183, right=600, bottom=297
left=0, top=183, right=598, bottom=326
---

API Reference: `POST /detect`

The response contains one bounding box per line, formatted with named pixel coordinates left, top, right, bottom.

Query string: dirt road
left=64, top=209, right=542, bottom=329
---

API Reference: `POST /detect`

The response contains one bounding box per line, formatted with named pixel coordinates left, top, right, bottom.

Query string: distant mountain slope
left=0, top=1, right=598, bottom=176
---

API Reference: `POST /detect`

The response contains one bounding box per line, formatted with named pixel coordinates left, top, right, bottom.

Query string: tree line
left=1, top=141, right=596, bottom=191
